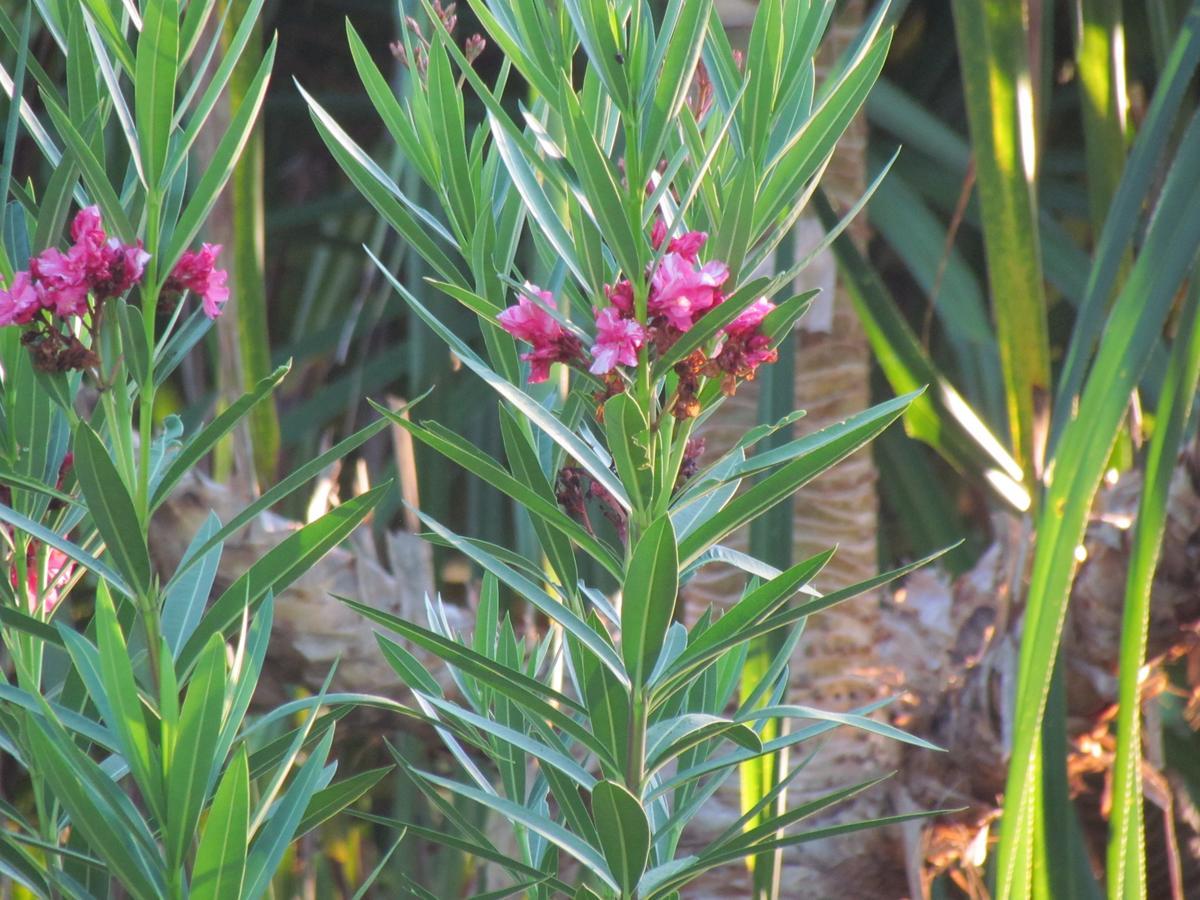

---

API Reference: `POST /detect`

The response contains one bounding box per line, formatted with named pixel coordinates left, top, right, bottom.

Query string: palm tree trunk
left=683, top=2, right=908, bottom=895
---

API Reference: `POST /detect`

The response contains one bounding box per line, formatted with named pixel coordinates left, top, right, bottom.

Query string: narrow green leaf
left=39, top=90, right=134, bottom=241
left=169, top=415, right=393, bottom=584
left=646, top=713, right=761, bottom=775
left=73, top=422, right=153, bottom=595
left=167, top=633, right=228, bottom=871
left=79, top=0, right=136, bottom=73
left=165, top=36, right=275, bottom=270
left=242, top=729, right=334, bottom=898
left=371, top=399, right=621, bottom=579
left=115, top=300, right=150, bottom=386
left=26, top=721, right=164, bottom=899
left=177, top=485, right=387, bottom=673
left=190, top=746, right=249, bottom=900
left=93, top=584, right=160, bottom=818
left=296, top=766, right=393, bottom=838
left=419, top=768, right=618, bottom=891
left=1109, top=289, right=1200, bottom=893
left=813, top=190, right=1029, bottom=511
left=0, top=603, right=63, bottom=645
left=134, top=0, right=179, bottom=187
left=559, top=84, right=641, bottom=281
left=422, top=693, right=597, bottom=790
left=995, top=108, right=1200, bottom=900
left=622, top=515, right=679, bottom=685
left=369, top=250, right=631, bottom=510
left=677, top=393, right=916, bottom=564
left=169, top=0, right=267, bottom=179
left=161, top=512, right=222, bottom=656
left=299, top=82, right=464, bottom=284
left=604, top=392, right=653, bottom=516
left=951, top=0, right=1050, bottom=488
left=150, top=362, right=290, bottom=510
left=1052, top=2, right=1200, bottom=443
left=414, top=508, right=630, bottom=686
left=658, top=549, right=833, bottom=694
left=592, top=780, right=650, bottom=895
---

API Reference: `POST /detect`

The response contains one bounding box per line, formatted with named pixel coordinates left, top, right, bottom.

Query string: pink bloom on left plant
left=30, top=247, right=91, bottom=317
left=497, top=283, right=583, bottom=383
left=9, top=545, right=73, bottom=613
left=0, top=271, right=44, bottom=326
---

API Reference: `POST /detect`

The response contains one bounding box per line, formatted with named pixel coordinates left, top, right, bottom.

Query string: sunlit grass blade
left=1108, top=285, right=1200, bottom=897
left=951, top=0, right=1050, bottom=489
left=1052, top=2, right=1200, bottom=446
left=995, top=108, right=1200, bottom=900
left=814, top=189, right=1030, bottom=512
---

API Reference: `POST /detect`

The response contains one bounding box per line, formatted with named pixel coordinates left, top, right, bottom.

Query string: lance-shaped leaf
left=677, top=392, right=916, bottom=564
left=177, top=484, right=387, bottom=673
left=26, top=719, right=165, bottom=899
left=93, top=585, right=161, bottom=820
left=296, top=766, right=393, bottom=838
left=242, top=730, right=334, bottom=898
left=166, top=633, right=228, bottom=871
left=370, top=249, right=631, bottom=511
left=417, top=768, right=618, bottom=892
left=168, top=414, right=393, bottom=583
left=165, top=36, right=275, bottom=270
left=655, top=549, right=834, bottom=696
left=134, top=0, right=178, bottom=187
left=414, top=508, right=629, bottom=686
left=73, top=423, right=151, bottom=596
left=592, top=780, right=650, bottom=895
left=150, top=362, right=290, bottom=510
left=190, top=746, right=249, bottom=900
left=622, top=515, right=679, bottom=685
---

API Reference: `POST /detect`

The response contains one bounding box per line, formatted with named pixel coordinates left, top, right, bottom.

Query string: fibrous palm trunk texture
left=681, top=2, right=908, bottom=896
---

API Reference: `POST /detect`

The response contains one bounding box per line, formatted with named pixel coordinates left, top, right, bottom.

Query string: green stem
left=625, top=689, right=647, bottom=797
left=137, top=192, right=163, bottom=522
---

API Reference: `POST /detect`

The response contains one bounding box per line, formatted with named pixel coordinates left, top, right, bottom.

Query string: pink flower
left=497, top=283, right=562, bottom=345
left=649, top=252, right=728, bottom=331
left=70, top=205, right=106, bottom=249
left=605, top=279, right=635, bottom=317
left=91, top=239, right=150, bottom=300
left=710, top=300, right=778, bottom=389
left=496, top=283, right=583, bottom=383
left=10, top=545, right=73, bottom=613
left=589, top=307, right=646, bottom=374
left=70, top=207, right=109, bottom=274
left=651, top=218, right=667, bottom=250
left=725, top=298, right=775, bottom=336
left=0, top=271, right=44, bottom=326
left=30, top=247, right=90, bottom=318
left=667, top=230, right=707, bottom=263
left=167, top=243, right=229, bottom=318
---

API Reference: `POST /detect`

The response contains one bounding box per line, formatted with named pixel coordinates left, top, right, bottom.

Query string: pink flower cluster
left=496, top=284, right=584, bottom=383
left=9, top=544, right=73, bottom=613
left=1, top=451, right=75, bottom=614
left=495, top=224, right=777, bottom=415
left=163, top=243, right=229, bottom=319
left=0, top=206, right=149, bottom=328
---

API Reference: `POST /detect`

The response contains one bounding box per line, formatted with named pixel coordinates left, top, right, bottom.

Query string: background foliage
left=2, top=0, right=1200, bottom=897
